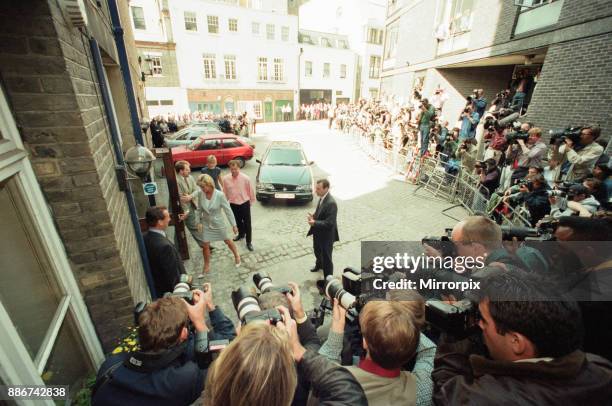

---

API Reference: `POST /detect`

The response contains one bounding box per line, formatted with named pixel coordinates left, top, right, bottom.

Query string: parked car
left=171, top=134, right=254, bottom=168
left=255, top=141, right=314, bottom=203
left=189, top=121, right=221, bottom=132
left=164, top=126, right=218, bottom=148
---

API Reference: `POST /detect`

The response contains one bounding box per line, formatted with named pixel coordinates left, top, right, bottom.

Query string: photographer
left=550, top=125, right=604, bottom=181
left=318, top=298, right=436, bottom=406
left=503, top=174, right=551, bottom=226
left=483, top=120, right=507, bottom=165
left=477, top=158, right=501, bottom=198
left=471, top=89, right=487, bottom=119
left=203, top=306, right=367, bottom=405
left=509, top=127, right=547, bottom=184
left=456, top=138, right=478, bottom=174
left=550, top=184, right=600, bottom=218
left=432, top=271, right=612, bottom=405
left=458, top=105, right=479, bottom=140
left=92, top=286, right=235, bottom=406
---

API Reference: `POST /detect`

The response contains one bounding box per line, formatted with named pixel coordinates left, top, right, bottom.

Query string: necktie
left=315, top=198, right=322, bottom=218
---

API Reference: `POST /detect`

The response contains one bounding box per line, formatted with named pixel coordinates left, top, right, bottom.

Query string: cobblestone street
left=162, top=120, right=469, bottom=322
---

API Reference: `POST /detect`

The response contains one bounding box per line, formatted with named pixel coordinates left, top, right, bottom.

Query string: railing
left=342, top=124, right=531, bottom=227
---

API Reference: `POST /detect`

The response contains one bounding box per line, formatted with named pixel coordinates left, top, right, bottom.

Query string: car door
left=220, top=137, right=243, bottom=164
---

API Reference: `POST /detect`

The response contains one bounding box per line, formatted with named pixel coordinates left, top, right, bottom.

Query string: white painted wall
left=300, top=43, right=356, bottom=103
left=130, top=0, right=166, bottom=43
left=170, top=0, right=299, bottom=92
left=144, top=87, right=189, bottom=117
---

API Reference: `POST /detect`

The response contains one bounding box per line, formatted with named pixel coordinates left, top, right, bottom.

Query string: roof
left=269, top=141, right=303, bottom=149
left=298, top=29, right=350, bottom=49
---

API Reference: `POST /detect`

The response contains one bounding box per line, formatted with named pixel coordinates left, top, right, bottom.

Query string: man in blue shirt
left=459, top=105, right=479, bottom=140
left=473, top=89, right=487, bottom=118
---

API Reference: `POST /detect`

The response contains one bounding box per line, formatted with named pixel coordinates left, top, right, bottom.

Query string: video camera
left=425, top=299, right=480, bottom=340
left=506, top=122, right=529, bottom=144
left=422, top=228, right=456, bottom=257
left=549, top=127, right=582, bottom=146
left=231, top=272, right=284, bottom=326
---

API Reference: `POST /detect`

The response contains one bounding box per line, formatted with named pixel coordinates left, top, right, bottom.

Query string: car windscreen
left=264, top=148, right=305, bottom=166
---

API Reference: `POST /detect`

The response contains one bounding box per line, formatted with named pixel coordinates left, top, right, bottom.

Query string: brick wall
left=0, top=0, right=149, bottom=351
left=523, top=32, right=612, bottom=147
left=137, top=47, right=181, bottom=87
left=557, top=0, right=612, bottom=28
left=492, top=0, right=520, bottom=45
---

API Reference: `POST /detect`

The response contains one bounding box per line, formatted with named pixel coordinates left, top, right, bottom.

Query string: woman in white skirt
left=183, top=174, right=241, bottom=274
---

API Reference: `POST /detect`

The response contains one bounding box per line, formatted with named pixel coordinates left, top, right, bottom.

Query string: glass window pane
left=0, top=177, right=63, bottom=359
left=42, top=311, right=94, bottom=398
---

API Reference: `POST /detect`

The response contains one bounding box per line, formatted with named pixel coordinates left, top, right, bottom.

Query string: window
left=197, top=139, right=222, bottom=150
left=252, top=22, right=260, bottom=34
left=370, top=88, right=379, bottom=99
left=237, top=101, right=263, bottom=119
left=384, top=22, right=399, bottom=59
left=207, top=15, right=219, bottom=33
left=281, top=26, right=290, bottom=41
left=305, top=61, right=312, bottom=77
left=146, top=100, right=159, bottom=106
left=160, top=100, right=174, bottom=105
left=257, top=57, right=268, bottom=81
left=203, top=53, right=217, bottom=79
left=223, top=139, right=242, bottom=148
left=229, top=18, right=238, bottom=32
left=266, top=24, right=275, bottom=40
left=437, top=0, right=474, bottom=37
left=273, top=58, right=284, bottom=81
left=224, top=55, right=236, bottom=80
left=340, top=64, right=347, bottom=78
left=369, top=55, right=381, bottom=78
left=367, top=28, right=383, bottom=44
left=149, top=56, right=162, bottom=76
left=323, top=62, right=330, bottom=78
left=184, top=11, right=197, bottom=31
left=131, top=6, right=146, bottom=30
left=338, top=39, right=348, bottom=49
left=321, top=37, right=333, bottom=47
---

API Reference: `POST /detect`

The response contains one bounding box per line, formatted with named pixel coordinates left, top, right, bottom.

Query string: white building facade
left=130, top=0, right=189, bottom=118
left=299, top=0, right=386, bottom=101
left=299, top=30, right=357, bottom=105
left=170, top=0, right=299, bottom=121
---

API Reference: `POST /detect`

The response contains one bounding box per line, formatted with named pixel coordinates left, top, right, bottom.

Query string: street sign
left=143, top=182, right=158, bottom=195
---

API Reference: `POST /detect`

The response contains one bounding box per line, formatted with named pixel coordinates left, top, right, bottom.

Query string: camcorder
left=500, top=218, right=559, bottom=241
left=549, top=127, right=582, bottom=146
left=505, top=125, right=529, bottom=144
left=425, top=299, right=481, bottom=340
left=422, top=228, right=456, bottom=257
left=231, top=272, right=285, bottom=326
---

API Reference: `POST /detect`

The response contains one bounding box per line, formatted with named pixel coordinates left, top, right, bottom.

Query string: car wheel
left=234, top=157, right=246, bottom=168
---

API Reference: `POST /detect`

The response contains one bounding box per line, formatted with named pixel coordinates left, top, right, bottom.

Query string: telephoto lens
left=231, top=286, right=261, bottom=323
left=324, top=275, right=357, bottom=310
left=253, top=271, right=274, bottom=293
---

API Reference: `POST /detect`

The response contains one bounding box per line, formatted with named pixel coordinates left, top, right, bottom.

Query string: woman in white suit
left=185, top=174, right=241, bottom=274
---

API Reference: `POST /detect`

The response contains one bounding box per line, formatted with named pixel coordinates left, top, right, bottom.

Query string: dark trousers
left=313, top=236, right=334, bottom=278
left=230, top=201, right=252, bottom=243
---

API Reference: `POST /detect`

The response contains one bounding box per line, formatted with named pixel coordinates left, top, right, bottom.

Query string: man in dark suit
left=307, top=179, right=339, bottom=278
left=143, top=206, right=186, bottom=298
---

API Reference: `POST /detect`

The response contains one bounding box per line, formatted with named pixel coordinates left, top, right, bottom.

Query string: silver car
left=164, top=126, right=221, bottom=148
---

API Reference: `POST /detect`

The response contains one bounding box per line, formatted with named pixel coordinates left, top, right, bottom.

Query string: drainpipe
left=90, top=38, right=157, bottom=299
left=107, top=0, right=157, bottom=207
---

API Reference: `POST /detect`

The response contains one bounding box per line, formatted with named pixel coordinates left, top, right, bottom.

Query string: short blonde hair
left=385, top=290, right=426, bottom=330
left=207, top=155, right=217, bottom=164
left=203, top=323, right=297, bottom=406
left=197, top=174, right=215, bottom=190
left=528, top=127, right=542, bottom=137
left=359, top=301, right=419, bottom=369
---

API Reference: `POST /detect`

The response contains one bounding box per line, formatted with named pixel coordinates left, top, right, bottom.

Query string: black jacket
left=92, top=307, right=236, bottom=406
left=143, top=230, right=186, bottom=298
left=433, top=339, right=612, bottom=406
left=307, top=193, right=340, bottom=244
left=298, top=350, right=368, bottom=405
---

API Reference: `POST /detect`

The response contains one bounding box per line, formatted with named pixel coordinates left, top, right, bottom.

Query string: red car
left=171, top=134, right=254, bottom=168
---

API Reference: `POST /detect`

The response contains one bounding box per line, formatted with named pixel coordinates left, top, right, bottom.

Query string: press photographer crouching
left=502, top=174, right=551, bottom=226
left=92, top=283, right=235, bottom=406
left=476, top=159, right=501, bottom=198
left=432, top=271, right=612, bottom=405
left=549, top=183, right=600, bottom=218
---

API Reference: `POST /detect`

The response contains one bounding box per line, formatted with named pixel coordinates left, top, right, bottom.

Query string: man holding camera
left=503, top=173, right=551, bottom=226
left=550, top=184, right=600, bottom=218
left=472, top=89, right=487, bottom=119
left=509, top=127, right=547, bottom=184
left=433, top=271, right=612, bottom=405
left=458, top=105, right=479, bottom=140
left=477, top=158, right=501, bottom=198
left=550, top=125, right=604, bottom=181
left=92, top=285, right=236, bottom=406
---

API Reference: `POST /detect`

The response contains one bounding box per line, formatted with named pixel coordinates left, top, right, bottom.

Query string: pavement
left=156, top=120, right=469, bottom=324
